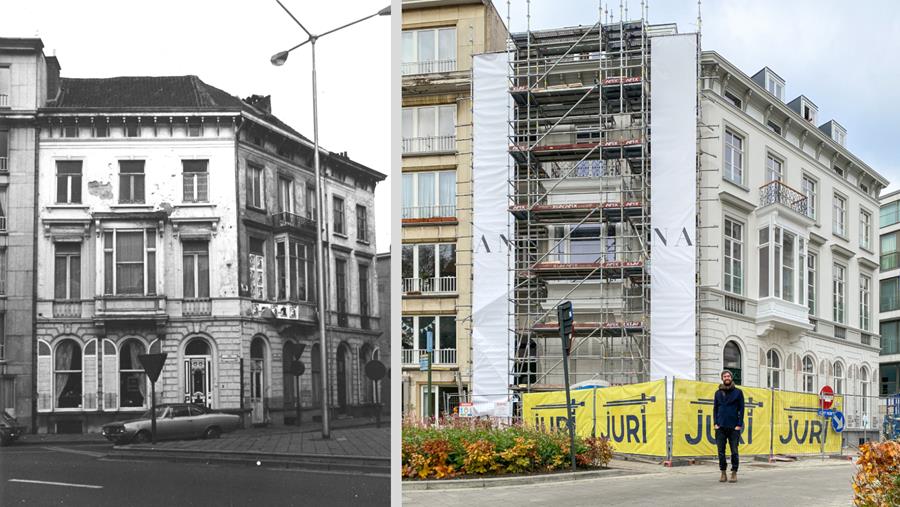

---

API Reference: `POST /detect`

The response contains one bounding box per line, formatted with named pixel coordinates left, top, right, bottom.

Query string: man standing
left=713, top=369, right=744, bottom=483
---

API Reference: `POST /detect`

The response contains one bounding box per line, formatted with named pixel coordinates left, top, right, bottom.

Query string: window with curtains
left=247, top=165, right=264, bottom=209
left=182, top=160, right=208, bottom=203
left=54, top=242, right=81, bottom=300
left=249, top=237, right=266, bottom=300
left=119, top=339, right=147, bottom=408
left=757, top=225, right=803, bottom=304
left=401, top=27, right=456, bottom=75
left=54, top=339, right=83, bottom=408
left=182, top=241, right=209, bottom=299
left=402, top=243, right=456, bottom=293
left=275, top=237, right=310, bottom=302
left=402, top=171, right=454, bottom=220
left=56, top=160, right=82, bottom=204
left=723, top=218, right=743, bottom=294
left=277, top=176, right=293, bottom=214
left=881, top=277, right=900, bottom=312
left=333, top=196, right=345, bottom=235
left=118, top=160, right=145, bottom=204
left=103, top=229, right=156, bottom=295
left=402, top=105, right=456, bottom=154
left=882, top=232, right=899, bottom=271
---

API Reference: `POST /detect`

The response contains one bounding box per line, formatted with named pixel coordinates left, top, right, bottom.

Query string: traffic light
left=557, top=301, right=574, bottom=353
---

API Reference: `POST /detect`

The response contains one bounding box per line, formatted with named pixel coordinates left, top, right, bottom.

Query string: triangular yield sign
left=138, top=353, right=168, bottom=383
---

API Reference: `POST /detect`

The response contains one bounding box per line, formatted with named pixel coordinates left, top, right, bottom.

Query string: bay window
left=275, top=237, right=310, bottom=302
left=103, top=228, right=157, bottom=295
left=757, top=225, right=804, bottom=305
left=249, top=237, right=266, bottom=300
left=402, top=170, right=456, bottom=219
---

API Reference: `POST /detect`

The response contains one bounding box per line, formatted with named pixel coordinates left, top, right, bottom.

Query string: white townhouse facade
left=698, top=53, right=885, bottom=436
left=33, top=74, right=384, bottom=433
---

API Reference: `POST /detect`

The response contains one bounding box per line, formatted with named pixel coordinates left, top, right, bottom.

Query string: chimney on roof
left=45, top=55, right=61, bottom=104
left=244, top=94, right=272, bottom=114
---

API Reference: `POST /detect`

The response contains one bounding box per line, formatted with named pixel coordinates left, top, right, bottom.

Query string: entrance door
left=250, top=358, right=265, bottom=424
left=184, top=357, right=212, bottom=408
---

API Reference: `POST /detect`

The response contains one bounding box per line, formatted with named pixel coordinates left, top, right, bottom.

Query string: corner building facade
left=34, top=75, right=384, bottom=433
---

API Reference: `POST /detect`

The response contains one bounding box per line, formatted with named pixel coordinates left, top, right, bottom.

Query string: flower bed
left=853, top=440, right=900, bottom=507
left=402, top=416, right=613, bottom=480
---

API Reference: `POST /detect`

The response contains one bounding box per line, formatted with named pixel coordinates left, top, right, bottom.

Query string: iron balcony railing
left=402, top=276, right=457, bottom=294
left=401, top=204, right=456, bottom=220
left=759, top=180, right=808, bottom=216
left=401, top=348, right=457, bottom=366
left=402, top=135, right=456, bottom=154
left=401, top=59, right=457, bottom=76
left=271, top=211, right=316, bottom=232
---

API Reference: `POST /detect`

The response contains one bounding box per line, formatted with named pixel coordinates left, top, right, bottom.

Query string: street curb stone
left=402, top=467, right=639, bottom=490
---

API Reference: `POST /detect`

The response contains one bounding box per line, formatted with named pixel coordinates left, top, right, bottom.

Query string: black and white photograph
left=0, top=1, right=391, bottom=505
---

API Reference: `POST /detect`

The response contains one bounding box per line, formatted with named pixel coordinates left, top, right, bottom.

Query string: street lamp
left=270, top=1, right=390, bottom=440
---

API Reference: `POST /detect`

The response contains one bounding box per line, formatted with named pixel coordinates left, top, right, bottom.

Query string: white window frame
left=860, top=274, right=871, bottom=331
left=401, top=27, right=457, bottom=75
left=723, top=217, right=743, bottom=295
left=247, top=165, right=264, bottom=210
left=832, top=361, right=844, bottom=395
left=860, top=208, right=872, bottom=250
left=275, top=236, right=310, bottom=302
left=56, top=160, right=83, bottom=204
left=765, top=72, right=784, bottom=101
left=182, top=240, right=210, bottom=299
left=102, top=228, right=157, bottom=296
left=277, top=176, right=294, bottom=214
left=401, top=170, right=457, bottom=219
left=766, top=349, right=781, bottom=390
left=833, top=193, right=847, bottom=237
left=401, top=243, right=457, bottom=294
left=402, top=105, right=456, bottom=154
left=182, top=160, right=209, bottom=203
left=807, top=251, right=817, bottom=316
left=801, top=174, right=817, bottom=220
left=54, top=242, right=81, bottom=300
left=765, top=152, right=783, bottom=182
left=723, top=129, right=743, bottom=185
left=802, top=355, right=816, bottom=393
left=833, top=263, right=846, bottom=324
left=249, top=237, right=266, bottom=300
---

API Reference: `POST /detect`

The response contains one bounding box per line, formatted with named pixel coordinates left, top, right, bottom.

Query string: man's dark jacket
left=713, top=384, right=745, bottom=429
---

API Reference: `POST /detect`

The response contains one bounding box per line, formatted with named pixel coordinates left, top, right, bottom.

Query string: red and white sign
left=458, top=402, right=475, bottom=418
left=819, top=385, right=834, bottom=410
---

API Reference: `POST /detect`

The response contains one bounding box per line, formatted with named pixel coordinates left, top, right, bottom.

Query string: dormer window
left=752, top=68, right=784, bottom=102
left=803, top=104, right=816, bottom=123
left=766, top=77, right=783, bottom=101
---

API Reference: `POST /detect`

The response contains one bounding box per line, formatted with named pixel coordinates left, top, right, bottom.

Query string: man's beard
left=723, top=379, right=732, bottom=386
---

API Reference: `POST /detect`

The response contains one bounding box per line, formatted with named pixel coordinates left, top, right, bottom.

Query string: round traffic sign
left=819, top=385, right=834, bottom=410
left=831, top=411, right=845, bottom=433
left=365, top=360, right=387, bottom=381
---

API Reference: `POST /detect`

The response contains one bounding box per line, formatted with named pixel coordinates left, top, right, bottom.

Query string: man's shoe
left=729, top=471, right=737, bottom=483
left=719, top=471, right=727, bottom=482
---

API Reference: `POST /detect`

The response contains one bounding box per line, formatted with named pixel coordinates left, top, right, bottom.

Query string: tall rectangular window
left=0, top=66, right=9, bottom=106
left=358, top=263, right=369, bottom=318
left=306, top=185, right=316, bottom=220
left=402, top=170, right=456, bottom=219
left=54, top=243, right=81, bottom=300
left=182, top=160, right=208, bottom=203
left=860, top=209, right=872, bottom=250
left=882, top=201, right=900, bottom=228
left=335, top=258, right=347, bottom=320
left=883, top=232, right=899, bottom=271
left=723, top=130, right=743, bottom=185
left=881, top=320, right=900, bottom=356
left=333, top=196, right=345, bottom=235
left=0, top=188, right=6, bottom=232
left=277, top=177, right=293, bottom=214
left=758, top=227, right=769, bottom=298
left=807, top=252, right=817, bottom=316
left=401, top=105, right=456, bottom=154
left=56, top=161, right=83, bottom=204
left=833, top=194, right=846, bottom=236
left=118, top=161, right=145, bottom=204
left=182, top=241, right=209, bottom=299
left=356, top=204, right=368, bottom=242
left=249, top=238, right=266, bottom=300
left=881, top=278, right=900, bottom=313
left=401, top=27, right=457, bottom=75
left=103, top=229, right=156, bottom=295
left=860, top=275, right=871, bottom=331
left=723, top=218, right=743, bottom=294
left=275, top=238, right=309, bottom=302
left=766, top=154, right=783, bottom=182
left=801, top=175, right=816, bottom=220
left=0, top=130, right=9, bottom=172
left=247, top=165, right=264, bottom=209
left=0, top=248, right=6, bottom=295
left=833, top=263, right=846, bottom=323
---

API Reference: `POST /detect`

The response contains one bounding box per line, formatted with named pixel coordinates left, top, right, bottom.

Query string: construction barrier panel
left=672, top=379, right=772, bottom=457
left=595, top=379, right=667, bottom=456
left=772, top=389, right=843, bottom=455
left=523, top=388, right=596, bottom=437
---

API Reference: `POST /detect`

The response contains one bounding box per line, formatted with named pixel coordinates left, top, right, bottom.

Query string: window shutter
left=102, top=339, right=118, bottom=410
left=83, top=339, right=98, bottom=410
left=37, top=341, right=52, bottom=412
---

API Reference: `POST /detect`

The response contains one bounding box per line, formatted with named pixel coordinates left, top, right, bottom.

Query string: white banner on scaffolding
left=471, top=51, right=512, bottom=418
left=649, top=34, right=698, bottom=383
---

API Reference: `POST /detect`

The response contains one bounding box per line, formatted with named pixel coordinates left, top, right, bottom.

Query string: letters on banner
left=672, top=379, right=771, bottom=457
left=522, top=389, right=595, bottom=438
left=772, top=390, right=842, bottom=455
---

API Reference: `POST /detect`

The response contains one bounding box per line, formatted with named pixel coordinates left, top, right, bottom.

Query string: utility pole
left=558, top=301, right=576, bottom=472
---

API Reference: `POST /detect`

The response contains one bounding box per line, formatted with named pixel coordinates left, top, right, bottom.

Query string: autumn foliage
left=853, top=440, right=900, bottom=507
left=402, top=416, right=613, bottom=479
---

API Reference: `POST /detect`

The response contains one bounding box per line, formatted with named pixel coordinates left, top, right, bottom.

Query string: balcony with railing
left=401, top=348, right=457, bottom=366
left=53, top=300, right=82, bottom=318
left=0, top=156, right=7, bottom=172
left=0, top=94, right=8, bottom=107
left=402, top=135, right=456, bottom=155
left=402, top=276, right=457, bottom=295
left=759, top=181, right=809, bottom=217
left=401, top=59, right=457, bottom=76
left=271, top=211, right=316, bottom=235
left=183, top=298, right=212, bottom=316
left=401, top=204, right=456, bottom=222
left=94, top=295, right=168, bottom=326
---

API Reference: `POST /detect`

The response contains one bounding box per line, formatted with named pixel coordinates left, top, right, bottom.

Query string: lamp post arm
left=275, top=0, right=313, bottom=38
left=319, top=11, right=382, bottom=39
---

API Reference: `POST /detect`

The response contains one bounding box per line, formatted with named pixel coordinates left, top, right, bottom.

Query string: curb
left=402, top=467, right=639, bottom=491
left=104, top=446, right=390, bottom=475
left=14, top=438, right=107, bottom=447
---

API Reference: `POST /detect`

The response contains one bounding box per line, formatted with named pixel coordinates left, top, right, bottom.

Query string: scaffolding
left=508, top=2, right=653, bottom=392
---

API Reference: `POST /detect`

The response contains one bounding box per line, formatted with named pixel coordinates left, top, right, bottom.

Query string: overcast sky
left=498, top=0, right=900, bottom=191
left=0, top=0, right=392, bottom=251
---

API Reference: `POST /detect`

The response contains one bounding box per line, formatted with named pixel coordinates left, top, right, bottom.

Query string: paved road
left=403, top=460, right=857, bottom=507
left=1, top=443, right=389, bottom=506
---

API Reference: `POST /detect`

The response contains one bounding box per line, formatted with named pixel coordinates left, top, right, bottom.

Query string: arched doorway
left=336, top=342, right=351, bottom=412
left=184, top=337, right=212, bottom=407
left=723, top=340, right=742, bottom=385
left=250, top=337, right=267, bottom=425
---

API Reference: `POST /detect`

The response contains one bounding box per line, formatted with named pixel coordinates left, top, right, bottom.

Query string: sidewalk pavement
left=13, top=417, right=391, bottom=474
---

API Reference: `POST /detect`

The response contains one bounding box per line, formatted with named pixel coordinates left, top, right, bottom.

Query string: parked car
left=0, top=410, right=26, bottom=446
left=101, top=403, right=241, bottom=444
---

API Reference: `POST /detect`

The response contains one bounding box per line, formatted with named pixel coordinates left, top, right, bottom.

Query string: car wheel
left=133, top=431, right=151, bottom=444
left=204, top=427, right=221, bottom=439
